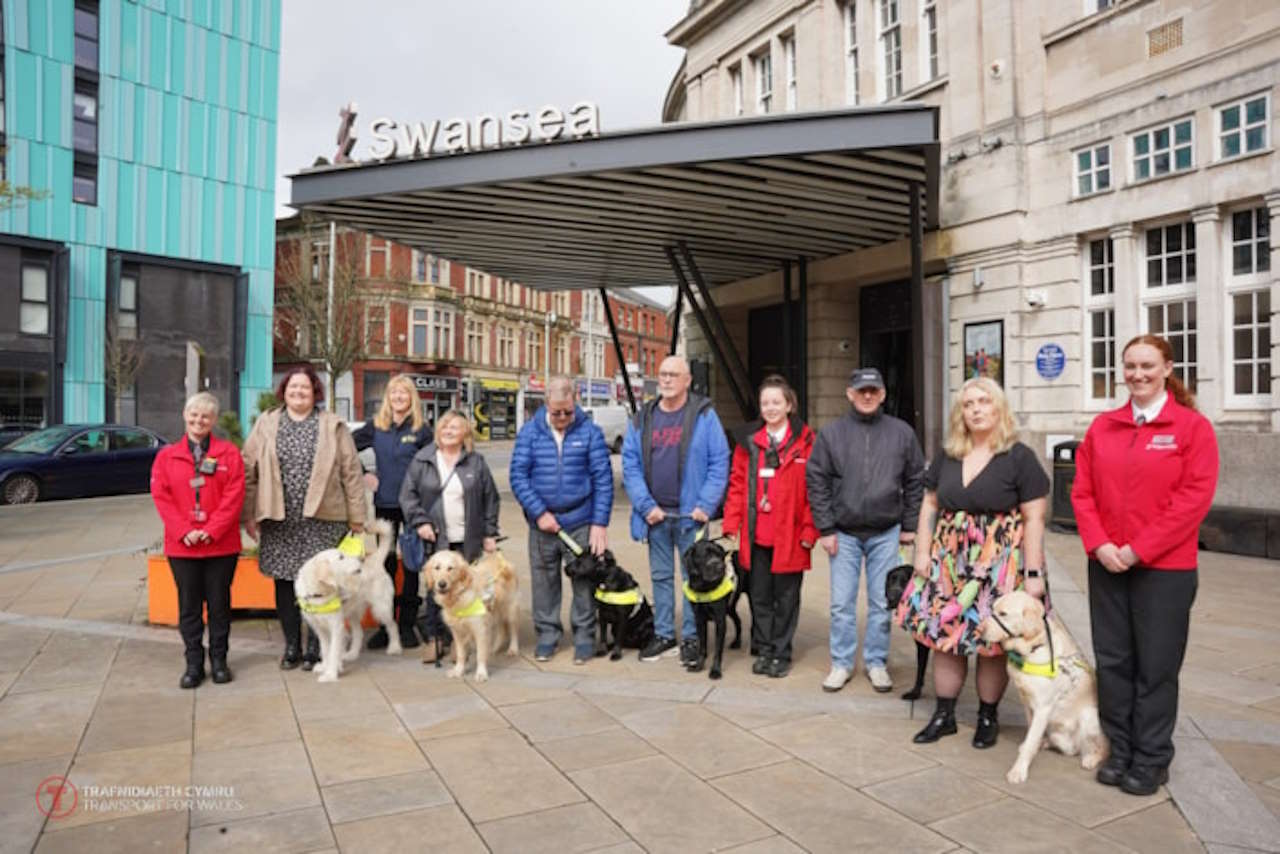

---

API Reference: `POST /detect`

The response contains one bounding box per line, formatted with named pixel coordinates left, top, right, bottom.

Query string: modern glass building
left=0, top=0, right=280, bottom=435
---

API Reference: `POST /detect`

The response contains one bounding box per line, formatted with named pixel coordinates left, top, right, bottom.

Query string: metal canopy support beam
left=782, top=260, right=792, bottom=389
left=909, top=181, right=925, bottom=447
left=664, top=247, right=753, bottom=420
left=677, top=242, right=755, bottom=418
left=599, top=287, right=637, bottom=414
left=669, top=286, right=682, bottom=355
left=798, top=256, right=808, bottom=421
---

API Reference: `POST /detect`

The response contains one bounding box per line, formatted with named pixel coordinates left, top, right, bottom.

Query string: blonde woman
left=894, top=377, right=1049, bottom=748
left=352, top=375, right=431, bottom=649
left=399, top=411, right=500, bottom=655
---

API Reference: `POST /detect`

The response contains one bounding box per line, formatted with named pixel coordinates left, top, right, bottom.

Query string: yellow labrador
left=421, top=550, right=519, bottom=682
left=979, top=590, right=1109, bottom=784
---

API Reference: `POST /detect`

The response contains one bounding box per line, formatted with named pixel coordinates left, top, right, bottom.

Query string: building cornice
left=664, top=0, right=754, bottom=47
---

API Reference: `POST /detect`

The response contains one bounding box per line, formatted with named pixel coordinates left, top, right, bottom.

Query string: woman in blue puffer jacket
left=509, top=377, right=613, bottom=664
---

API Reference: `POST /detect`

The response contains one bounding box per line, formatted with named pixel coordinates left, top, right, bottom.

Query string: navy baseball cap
left=848, top=368, right=885, bottom=390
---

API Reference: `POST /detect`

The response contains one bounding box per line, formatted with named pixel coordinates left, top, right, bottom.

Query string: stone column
left=1267, top=192, right=1280, bottom=431
left=1109, top=224, right=1139, bottom=356
left=1193, top=205, right=1223, bottom=421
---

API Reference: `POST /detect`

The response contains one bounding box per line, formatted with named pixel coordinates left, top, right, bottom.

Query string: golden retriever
left=978, top=590, right=1109, bottom=784
left=420, top=550, right=519, bottom=682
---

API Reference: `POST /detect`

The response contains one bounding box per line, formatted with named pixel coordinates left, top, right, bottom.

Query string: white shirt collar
left=766, top=423, right=788, bottom=445
left=1130, top=390, right=1168, bottom=424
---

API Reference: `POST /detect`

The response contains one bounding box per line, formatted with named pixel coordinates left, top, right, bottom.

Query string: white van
left=583, top=405, right=630, bottom=453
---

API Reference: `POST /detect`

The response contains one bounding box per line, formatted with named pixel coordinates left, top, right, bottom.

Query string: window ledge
left=892, top=74, right=949, bottom=103
left=1068, top=186, right=1117, bottom=204
left=1206, top=147, right=1274, bottom=170
left=1121, top=167, right=1198, bottom=190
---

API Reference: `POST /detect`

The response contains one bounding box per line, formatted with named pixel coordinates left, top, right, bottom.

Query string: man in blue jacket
left=622, top=355, right=730, bottom=666
left=510, top=376, right=614, bottom=665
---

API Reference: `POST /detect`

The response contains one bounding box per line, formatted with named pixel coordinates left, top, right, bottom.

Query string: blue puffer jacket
left=509, top=406, right=613, bottom=531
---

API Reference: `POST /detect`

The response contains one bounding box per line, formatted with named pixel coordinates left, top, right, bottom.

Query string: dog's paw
left=447, top=665, right=464, bottom=679
left=506, top=643, right=519, bottom=657
left=1005, top=765, right=1028, bottom=784
left=1082, top=751, right=1105, bottom=770
left=474, top=667, right=489, bottom=683
left=386, top=643, right=403, bottom=656
left=318, top=672, right=338, bottom=683
left=709, top=667, right=722, bottom=680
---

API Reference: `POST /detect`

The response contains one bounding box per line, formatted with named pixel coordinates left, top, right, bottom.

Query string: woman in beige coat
left=242, top=365, right=366, bottom=670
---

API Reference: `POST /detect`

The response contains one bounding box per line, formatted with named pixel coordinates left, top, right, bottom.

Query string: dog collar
left=298, top=596, right=342, bottom=615
left=452, top=598, right=487, bottom=618
left=683, top=573, right=734, bottom=604
left=1005, top=650, right=1057, bottom=678
left=595, top=587, right=640, bottom=606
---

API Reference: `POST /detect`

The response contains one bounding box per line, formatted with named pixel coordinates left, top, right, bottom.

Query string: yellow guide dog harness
left=451, top=597, right=487, bottom=618
left=595, top=587, right=641, bottom=606
left=683, top=569, right=735, bottom=604
left=298, top=596, right=343, bottom=615
left=297, top=532, right=366, bottom=614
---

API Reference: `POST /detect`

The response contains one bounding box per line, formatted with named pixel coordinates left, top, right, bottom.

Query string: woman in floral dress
left=894, top=377, right=1049, bottom=749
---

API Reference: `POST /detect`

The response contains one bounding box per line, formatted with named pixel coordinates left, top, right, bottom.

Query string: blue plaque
left=1035, top=343, right=1066, bottom=380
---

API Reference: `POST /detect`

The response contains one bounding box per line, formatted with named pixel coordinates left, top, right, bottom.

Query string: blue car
left=0, top=424, right=168, bottom=505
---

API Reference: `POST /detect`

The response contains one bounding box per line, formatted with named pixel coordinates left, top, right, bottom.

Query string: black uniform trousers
left=749, top=543, right=804, bottom=663
left=1088, top=560, right=1197, bottom=770
left=169, top=554, right=237, bottom=667
left=375, top=506, right=421, bottom=631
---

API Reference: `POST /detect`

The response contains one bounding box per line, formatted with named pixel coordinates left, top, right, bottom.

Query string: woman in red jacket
left=723, top=375, right=818, bottom=679
left=1072, top=334, right=1219, bottom=796
left=150, top=392, right=246, bottom=689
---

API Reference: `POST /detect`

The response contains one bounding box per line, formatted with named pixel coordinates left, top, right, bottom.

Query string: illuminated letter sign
left=358, top=101, right=601, bottom=161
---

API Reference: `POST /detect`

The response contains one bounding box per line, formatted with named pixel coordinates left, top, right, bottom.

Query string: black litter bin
left=1050, top=440, right=1082, bottom=532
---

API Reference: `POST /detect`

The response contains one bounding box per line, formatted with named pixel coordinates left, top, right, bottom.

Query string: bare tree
left=104, top=315, right=144, bottom=424
left=274, top=216, right=369, bottom=407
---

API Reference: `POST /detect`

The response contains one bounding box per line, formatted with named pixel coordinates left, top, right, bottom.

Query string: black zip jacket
left=398, top=445, right=500, bottom=562
left=805, top=408, right=925, bottom=539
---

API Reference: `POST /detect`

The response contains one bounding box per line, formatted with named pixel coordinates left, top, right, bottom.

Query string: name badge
left=189, top=476, right=206, bottom=488
left=400, top=435, right=417, bottom=444
left=198, top=458, right=218, bottom=475
left=759, top=467, right=776, bottom=479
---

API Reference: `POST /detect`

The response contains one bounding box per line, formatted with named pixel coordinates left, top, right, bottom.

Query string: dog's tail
left=367, top=519, right=393, bottom=567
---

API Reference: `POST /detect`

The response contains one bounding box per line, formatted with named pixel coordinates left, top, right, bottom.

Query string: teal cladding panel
left=4, top=0, right=283, bottom=416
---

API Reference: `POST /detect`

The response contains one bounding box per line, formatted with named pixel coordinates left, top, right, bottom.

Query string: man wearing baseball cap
left=806, top=367, right=925, bottom=693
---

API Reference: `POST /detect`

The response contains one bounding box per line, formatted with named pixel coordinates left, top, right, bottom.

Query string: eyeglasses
left=548, top=408, right=574, bottom=417
left=657, top=371, right=686, bottom=379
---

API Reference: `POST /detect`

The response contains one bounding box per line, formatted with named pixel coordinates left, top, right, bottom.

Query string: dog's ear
left=316, top=559, right=334, bottom=587
left=1020, top=597, right=1043, bottom=631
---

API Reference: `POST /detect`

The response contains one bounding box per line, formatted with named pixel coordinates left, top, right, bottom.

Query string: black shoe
left=300, top=633, right=321, bottom=672
left=366, top=628, right=390, bottom=650
left=180, top=664, right=205, bottom=689
left=752, top=656, right=771, bottom=675
left=639, top=636, right=676, bottom=662
left=679, top=638, right=700, bottom=668
left=766, top=658, right=790, bottom=679
left=913, top=711, right=958, bottom=743
left=210, top=657, right=232, bottom=684
left=280, top=642, right=301, bottom=670
left=1120, top=765, right=1168, bottom=796
left=972, top=711, right=1000, bottom=749
left=398, top=627, right=421, bottom=649
left=1096, top=756, right=1129, bottom=787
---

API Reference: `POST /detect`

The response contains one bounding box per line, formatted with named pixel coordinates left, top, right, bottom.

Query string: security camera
left=1025, top=290, right=1048, bottom=309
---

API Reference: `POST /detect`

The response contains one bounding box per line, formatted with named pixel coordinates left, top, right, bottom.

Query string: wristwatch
left=1025, top=567, right=1044, bottom=579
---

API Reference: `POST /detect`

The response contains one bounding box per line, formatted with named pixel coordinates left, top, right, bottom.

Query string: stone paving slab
left=319, top=769, right=452, bottom=825
left=1168, top=736, right=1280, bottom=852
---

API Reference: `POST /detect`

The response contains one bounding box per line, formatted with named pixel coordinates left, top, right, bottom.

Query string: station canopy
left=288, top=106, right=940, bottom=292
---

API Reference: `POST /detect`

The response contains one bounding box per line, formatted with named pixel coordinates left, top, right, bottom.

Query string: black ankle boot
left=366, top=628, right=390, bottom=650
left=973, top=701, right=1000, bottom=749
left=300, top=632, right=321, bottom=671
left=180, top=661, right=205, bottom=689
left=913, top=697, right=958, bottom=743
left=210, top=656, right=233, bottom=684
left=280, top=641, right=301, bottom=670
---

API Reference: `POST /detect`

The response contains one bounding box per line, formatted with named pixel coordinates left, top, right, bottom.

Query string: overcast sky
left=275, top=0, right=689, bottom=213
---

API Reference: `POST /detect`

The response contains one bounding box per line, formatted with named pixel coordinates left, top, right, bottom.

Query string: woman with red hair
left=1072, top=334, right=1219, bottom=796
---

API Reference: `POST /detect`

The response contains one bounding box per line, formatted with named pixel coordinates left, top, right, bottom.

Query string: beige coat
left=241, top=408, right=366, bottom=526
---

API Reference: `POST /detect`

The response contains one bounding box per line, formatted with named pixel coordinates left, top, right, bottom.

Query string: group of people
left=151, top=334, right=1217, bottom=796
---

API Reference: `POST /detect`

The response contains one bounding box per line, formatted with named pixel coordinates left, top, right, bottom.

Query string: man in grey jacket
left=806, top=368, right=925, bottom=693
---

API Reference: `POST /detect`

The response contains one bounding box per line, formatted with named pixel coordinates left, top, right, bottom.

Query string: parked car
left=0, top=424, right=167, bottom=505
left=582, top=404, right=630, bottom=453
left=0, top=424, right=40, bottom=449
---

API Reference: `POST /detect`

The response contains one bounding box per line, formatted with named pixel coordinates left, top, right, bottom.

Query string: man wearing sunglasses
left=622, top=355, right=730, bottom=666
left=807, top=367, right=925, bottom=694
left=510, top=376, right=614, bottom=665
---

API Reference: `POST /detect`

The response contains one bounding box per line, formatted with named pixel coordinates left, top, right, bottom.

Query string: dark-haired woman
left=722, top=375, right=818, bottom=679
left=1072, top=334, right=1219, bottom=796
left=242, top=366, right=367, bottom=670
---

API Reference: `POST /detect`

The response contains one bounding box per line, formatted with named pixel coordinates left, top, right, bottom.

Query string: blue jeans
left=647, top=517, right=698, bottom=641
left=829, top=526, right=900, bottom=670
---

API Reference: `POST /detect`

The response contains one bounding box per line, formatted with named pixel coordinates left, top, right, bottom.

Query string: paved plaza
left=0, top=450, right=1278, bottom=853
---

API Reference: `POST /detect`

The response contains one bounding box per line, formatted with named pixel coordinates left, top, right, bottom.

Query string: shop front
left=472, top=378, right=519, bottom=440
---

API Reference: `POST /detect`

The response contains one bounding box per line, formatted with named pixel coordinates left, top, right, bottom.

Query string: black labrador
left=564, top=548, right=656, bottom=660
left=885, top=563, right=930, bottom=701
left=681, top=539, right=741, bottom=680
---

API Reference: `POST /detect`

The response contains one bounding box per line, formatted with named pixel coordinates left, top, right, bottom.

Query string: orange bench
left=147, top=554, right=407, bottom=628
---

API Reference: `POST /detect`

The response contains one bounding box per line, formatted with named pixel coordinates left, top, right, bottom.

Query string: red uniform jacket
left=723, top=418, right=819, bottom=573
left=1071, top=397, right=1219, bottom=570
left=150, top=436, right=246, bottom=558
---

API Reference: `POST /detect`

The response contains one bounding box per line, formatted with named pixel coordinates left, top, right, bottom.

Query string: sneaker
left=751, top=656, right=771, bottom=675
left=822, top=666, right=852, bottom=693
left=574, top=646, right=593, bottom=666
left=867, top=665, right=893, bottom=693
left=534, top=644, right=557, bottom=662
left=679, top=638, right=700, bottom=667
left=766, top=658, right=791, bottom=679
left=640, top=636, right=677, bottom=662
